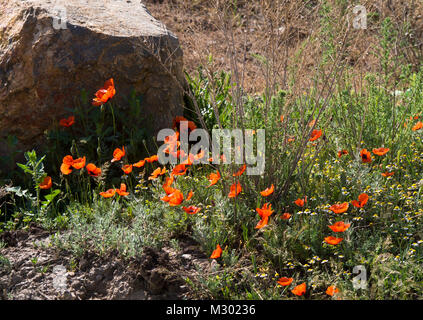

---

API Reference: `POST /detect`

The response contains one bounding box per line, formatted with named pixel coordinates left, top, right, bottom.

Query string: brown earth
left=0, top=226, right=211, bottom=300
left=143, top=0, right=423, bottom=94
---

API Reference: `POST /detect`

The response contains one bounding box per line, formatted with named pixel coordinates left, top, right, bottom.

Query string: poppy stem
left=109, top=102, right=117, bottom=137
left=36, top=186, right=40, bottom=216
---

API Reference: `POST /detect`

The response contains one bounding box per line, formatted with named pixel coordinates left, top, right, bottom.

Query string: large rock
left=0, top=0, right=185, bottom=156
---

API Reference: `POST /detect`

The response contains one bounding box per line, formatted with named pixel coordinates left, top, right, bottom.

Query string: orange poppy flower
left=260, top=184, right=274, bottom=197
left=172, top=164, right=187, bottom=176
left=291, top=283, right=306, bottom=296
left=92, top=78, right=116, bottom=106
left=174, top=150, right=188, bottom=160
left=185, top=118, right=197, bottom=131
left=255, top=203, right=274, bottom=229
left=39, top=176, right=52, bottom=189
left=164, top=132, right=180, bottom=147
left=280, top=115, right=285, bottom=122
left=161, top=194, right=171, bottom=203
left=338, top=149, right=348, bottom=158
left=256, top=203, right=274, bottom=219
left=372, top=147, right=390, bottom=156
left=162, top=175, right=174, bottom=186
left=172, top=115, right=187, bottom=128
left=382, top=171, right=394, bottom=177
left=59, top=115, right=75, bottom=127
left=161, top=189, right=184, bottom=206
left=351, top=193, right=369, bottom=208
left=360, top=149, right=372, bottom=163
left=133, top=160, right=146, bottom=168
left=163, top=175, right=174, bottom=187
left=92, top=88, right=111, bottom=106
left=183, top=206, right=201, bottom=215
left=163, top=179, right=177, bottom=196
left=121, top=164, right=133, bottom=175
left=328, top=221, right=351, bottom=232
left=72, top=157, right=86, bottom=170
left=62, top=155, right=74, bottom=166
left=309, top=129, right=322, bottom=141
left=233, top=164, right=246, bottom=177
left=145, top=155, right=159, bottom=163
left=294, top=197, right=307, bottom=207
left=329, top=202, right=349, bottom=214
left=326, top=286, right=339, bottom=296
left=324, top=236, right=343, bottom=245
left=60, top=155, right=77, bottom=174
left=116, top=183, right=129, bottom=196
left=100, top=189, right=116, bottom=198
left=103, top=78, right=116, bottom=95
left=255, top=217, right=270, bottom=229
left=163, top=143, right=179, bottom=156
left=111, top=147, right=125, bottom=162
left=412, top=121, right=423, bottom=131
left=228, top=182, right=242, bottom=198
left=149, top=167, right=162, bottom=180
left=207, top=171, right=221, bottom=187
left=86, top=163, right=101, bottom=177
left=277, top=277, right=293, bottom=286
left=173, top=116, right=197, bottom=132
left=60, top=163, right=72, bottom=175
left=210, top=244, right=222, bottom=259
left=186, top=190, right=194, bottom=201
left=181, top=153, right=195, bottom=165
left=163, top=185, right=177, bottom=196
left=280, top=213, right=291, bottom=220
left=308, top=119, right=317, bottom=128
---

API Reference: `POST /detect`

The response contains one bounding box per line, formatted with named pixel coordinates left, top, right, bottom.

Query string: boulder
left=0, top=0, right=185, bottom=157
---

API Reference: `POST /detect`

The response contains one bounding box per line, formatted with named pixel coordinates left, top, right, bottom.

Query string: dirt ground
left=143, top=0, right=423, bottom=93
left=0, top=226, right=212, bottom=300
left=144, top=0, right=279, bottom=93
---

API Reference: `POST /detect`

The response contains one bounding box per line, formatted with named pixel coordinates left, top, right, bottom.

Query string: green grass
left=2, top=67, right=423, bottom=299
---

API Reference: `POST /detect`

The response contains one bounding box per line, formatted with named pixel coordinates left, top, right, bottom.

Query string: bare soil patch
left=0, top=226, right=209, bottom=300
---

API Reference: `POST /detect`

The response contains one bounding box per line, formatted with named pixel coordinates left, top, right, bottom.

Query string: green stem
left=109, top=102, right=117, bottom=137
left=36, top=187, right=40, bottom=216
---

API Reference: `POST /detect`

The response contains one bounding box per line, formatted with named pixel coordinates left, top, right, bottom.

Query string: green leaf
left=16, top=163, right=33, bottom=174
left=44, top=189, right=61, bottom=202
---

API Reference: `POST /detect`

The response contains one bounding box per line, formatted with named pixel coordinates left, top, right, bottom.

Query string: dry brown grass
left=144, top=0, right=423, bottom=94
